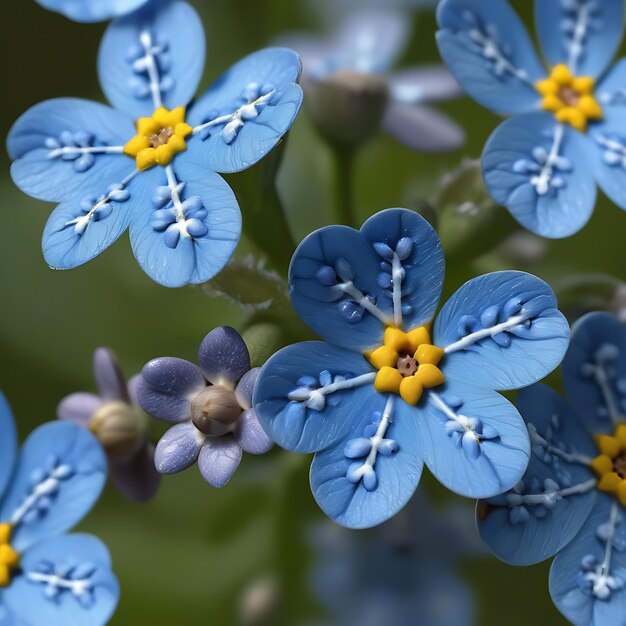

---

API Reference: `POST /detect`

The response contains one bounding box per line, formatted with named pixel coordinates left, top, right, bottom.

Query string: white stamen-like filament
left=391, top=252, right=404, bottom=328
left=288, top=372, right=376, bottom=404
left=443, top=314, right=526, bottom=354
left=47, top=145, right=124, bottom=159
left=506, top=477, right=596, bottom=507
left=139, top=30, right=163, bottom=109
left=527, top=423, right=594, bottom=466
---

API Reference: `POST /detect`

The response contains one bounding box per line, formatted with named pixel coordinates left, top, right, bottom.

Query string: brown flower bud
left=191, top=386, right=242, bottom=436
left=90, top=401, right=147, bottom=462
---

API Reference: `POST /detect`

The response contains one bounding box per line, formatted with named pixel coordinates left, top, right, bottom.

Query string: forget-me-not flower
left=253, top=208, right=570, bottom=528
left=137, top=326, right=273, bottom=487
left=437, top=0, right=626, bottom=238
left=34, top=0, right=150, bottom=23
left=0, top=394, right=118, bottom=626
left=478, top=312, right=626, bottom=626
left=8, top=0, right=303, bottom=287
left=57, top=347, right=161, bottom=502
left=280, top=2, right=464, bottom=151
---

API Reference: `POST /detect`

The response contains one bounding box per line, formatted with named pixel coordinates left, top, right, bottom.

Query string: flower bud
left=304, top=70, right=389, bottom=149
left=90, top=401, right=147, bottom=462
left=191, top=386, right=242, bottom=436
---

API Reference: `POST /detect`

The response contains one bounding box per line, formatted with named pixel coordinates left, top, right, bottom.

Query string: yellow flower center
left=366, top=326, right=445, bottom=406
left=0, top=523, right=19, bottom=587
left=535, top=64, right=603, bottom=132
left=591, top=423, right=626, bottom=506
left=124, top=106, right=192, bottom=171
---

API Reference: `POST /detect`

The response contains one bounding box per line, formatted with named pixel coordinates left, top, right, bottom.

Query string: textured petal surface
left=482, top=113, right=596, bottom=238
left=233, top=409, right=273, bottom=455
left=562, top=312, right=626, bottom=434
left=129, top=159, right=241, bottom=288
left=8, top=99, right=134, bottom=203
left=234, top=368, right=259, bottom=410
left=56, top=393, right=103, bottom=427
left=187, top=48, right=302, bottom=173
left=479, top=384, right=597, bottom=566
left=35, top=0, right=149, bottom=22
left=109, top=440, right=161, bottom=502
left=436, top=0, right=544, bottom=115
left=253, top=341, right=376, bottom=453
left=434, top=271, right=570, bottom=391
left=549, top=496, right=626, bottom=626
left=310, top=395, right=424, bottom=528
left=42, top=164, right=157, bottom=271
left=0, top=422, right=106, bottom=552
left=98, top=0, right=205, bottom=118
left=0, top=394, right=18, bottom=501
left=415, top=380, right=530, bottom=499
left=381, top=102, right=465, bottom=153
left=197, top=326, right=250, bottom=388
left=535, top=0, right=624, bottom=78
left=387, top=65, right=462, bottom=104
left=6, top=534, right=118, bottom=626
left=137, top=357, right=205, bottom=423
left=197, top=436, right=242, bottom=488
left=154, top=422, right=202, bottom=473
left=93, top=348, right=128, bottom=402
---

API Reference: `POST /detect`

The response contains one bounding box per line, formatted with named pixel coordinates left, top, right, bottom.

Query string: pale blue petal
left=436, top=0, right=544, bottom=115
left=434, top=271, right=570, bottom=391
left=8, top=99, right=133, bottom=203
left=42, top=165, right=158, bottom=270
left=549, top=496, right=626, bottom=626
left=6, top=534, right=118, bottom=626
left=187, top=48, right=303, bottom=174
left=35, top=0, right=150, bottom=22
left=387, top=65, right=462, bottom=105
left=535, top=0, right=624, bottom=78
left=310, top=395, right=424, bottom=528
left=415, top=380, right=530, bottom=499
left=253, top=341, right=376, bottom=453
left=98, top=0, right=205, bottom=119
left=197, top=436, right=242, bottom=488
left=479, top=384, right=596, bottom=566
left=587, top=107, right=626, bottom=212
left=0, top=394, right=18, bottom=501
left=562, top=312, right=626, bottom=434
left=154, top=422, right=202, bottom=473
left=233, top=410, right=273, bottom=455
left=197, top=326, right=250, bottom=387
left=0, top=423, right=106, bottom=552
left=129, top=158, right=241, bottom=288
left=482, top=113, right=596, bottom=238
left=597, top=58, right=626, bottom=108
left=0, top=606, right=27, bottom=626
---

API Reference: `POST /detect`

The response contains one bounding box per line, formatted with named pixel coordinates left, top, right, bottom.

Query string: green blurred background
left=2, top=1, right=624, bottom=624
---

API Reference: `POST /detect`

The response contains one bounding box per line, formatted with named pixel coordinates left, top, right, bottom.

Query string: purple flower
left=137, top=326, right=273, bottom=487
left=57, top=348, right=160, bottom=502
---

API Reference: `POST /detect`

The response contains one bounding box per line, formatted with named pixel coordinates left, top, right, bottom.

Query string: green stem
left=331, top=145, right=356, bottom=227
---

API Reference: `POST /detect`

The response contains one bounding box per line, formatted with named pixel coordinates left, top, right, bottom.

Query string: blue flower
left=34, top=0, right=150, bottom=22
left=0, top=394, right=117, bottom=626
left=478, top=312, right=626, bottom=626
left=437, top=0, right=626, bottom=238
left=8, top=0, right=303, bottom=287
left=309, top=493, right=483, bottom=626
left=137, top=326, right=273, bottom=487
left=57, top=347, right=161, bottom=502
left=253, top=208, right=570, bottom=528
left=279, top=2, right=464, bottom=152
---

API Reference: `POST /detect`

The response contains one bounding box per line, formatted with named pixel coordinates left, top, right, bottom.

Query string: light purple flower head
left=57, top=347, right=161, bottom=502
left=137, top=326, right=273, bottom=487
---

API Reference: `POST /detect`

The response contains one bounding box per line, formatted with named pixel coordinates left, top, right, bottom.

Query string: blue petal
left=415, top=380, right=530, bottom=499
left=535, top=0, right=624, bottom=78
left=436, top=0, right=544, bottom=115
left=549, top=496, right=626, bottom=626
left=129, top=158, right=241, bottom=287
left=434, top=271, right=570, bottom=391
left=479, top=384, right=596, bottom=566
left=197, top=436, right=242, bottom=488
left=0, top=394, right=17, bottom=502
left=482, top=113, right=596, bottom=238
left=597, top=57, right=626, bottom=107
left=5, top=534, right=118, bottom=626
left=0, top=423, right=106, bottom=552
left=0, top=606, right=27, bottom=626
left=98, top=0, right=205, bottom=119
left=587, top=106, right=626, bottom=213
left=197, top=326, right=250, bottom=387
left=359, top=208, right=444, bottom=331
left=42, top=165, right=158, bottom=270
left=310, top=395, right=424, bottom=528
left=8, top=98, right=134, bottom=203
left=186, top=48, right=303, bottom=174
left=35, top=0, right=150, bottom=22
left=253, top=341, right=376, bottom=453
left=562, top=312, right=626, bottom=434
left=154, top=423, right=202, bottom=473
